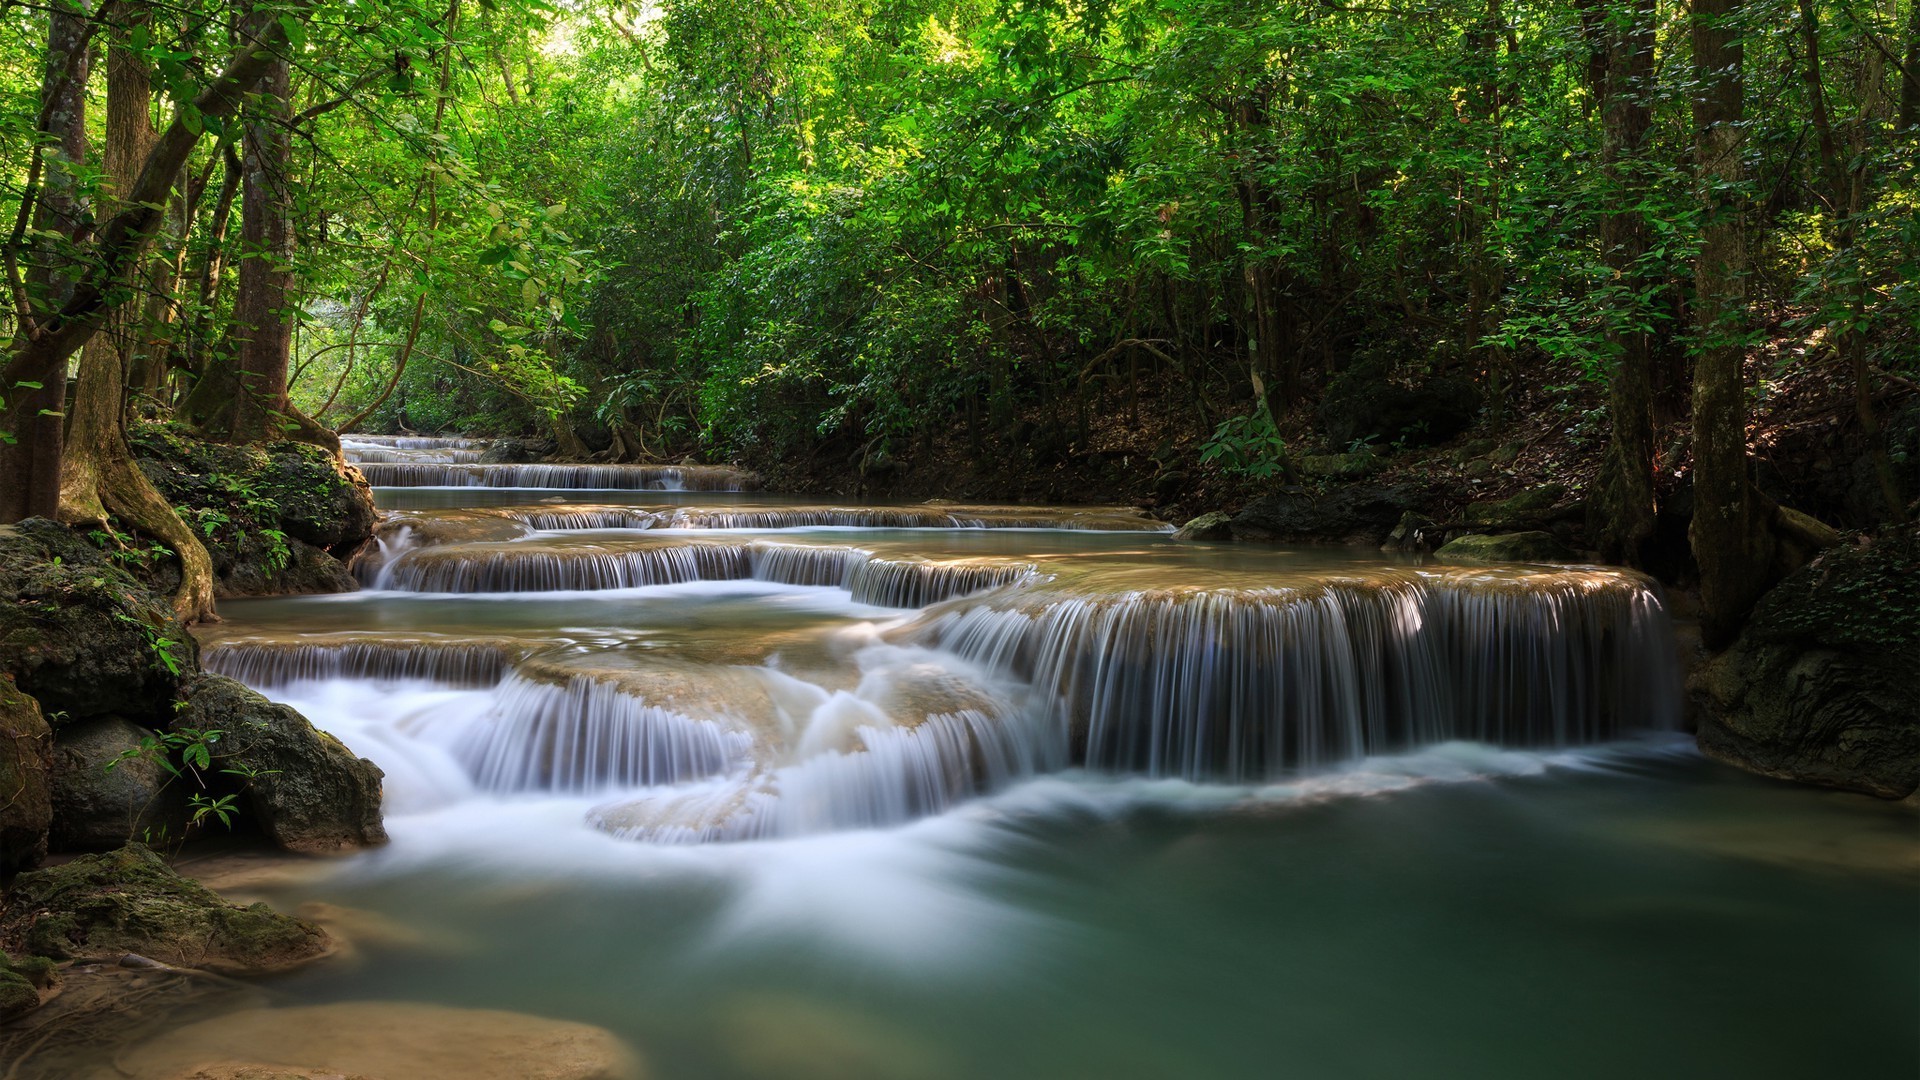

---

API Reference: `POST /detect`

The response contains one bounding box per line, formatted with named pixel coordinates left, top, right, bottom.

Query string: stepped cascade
left=340, top=433, right=759, bottom=490
left=204, top=444, right=1685, bottom=845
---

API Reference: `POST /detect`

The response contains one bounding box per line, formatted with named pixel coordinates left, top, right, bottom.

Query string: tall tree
left=0, top=0, right=90, bottom=522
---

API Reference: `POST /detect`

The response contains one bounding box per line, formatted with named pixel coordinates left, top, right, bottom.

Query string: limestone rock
left=1172, top=511, right=1233, bottom=542
left=51, top=717, right=190, bottom=851
left=0, top=678, right=52, bottom=871
left=1381, top=511, right=1438, bottom=553
left=0, top=519, right=191, bottom=725
left=174, top=675, right=386, bottom=854
left=117, top=1001, right=643, bottom=1080
left=1463, top=483, right=1570, bottom=527
left=0, top=844, right=331, bottom=975
left=1693, top=528, right=1920, bottom=798
left=1298, top=450, right=1379, bottom=480
left=1433, top=531, right=1578, bottom=563
left=1229, top=484, right=1421, bottom=545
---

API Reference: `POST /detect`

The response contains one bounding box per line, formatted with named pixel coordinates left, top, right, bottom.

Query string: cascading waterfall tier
left=898, top=566, right=1679, bottom=781
left=353, top=461, right=758, bottom=491
left=372, top=537, right=1039, bottom=607
left=500, top=504, right=1172, bottom=533
left=203, top=637, right=522, bottom=689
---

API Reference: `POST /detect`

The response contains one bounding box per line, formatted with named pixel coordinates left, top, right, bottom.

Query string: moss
left=0, top=843, right=330, bottom=975
left=1463, top=484, right=1569, bottom=525
left=0, top=959, right=39, bottom=1020
left=1434, top=531, right=1578, bottom=563
left=1746, top=527, right=1920, bottom=653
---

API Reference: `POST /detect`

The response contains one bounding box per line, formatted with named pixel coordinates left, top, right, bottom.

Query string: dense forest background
left=1, top=0, right=1916, bottom=638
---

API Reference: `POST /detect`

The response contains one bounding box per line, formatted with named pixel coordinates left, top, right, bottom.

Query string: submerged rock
left=0, top=519, right=191, bottom=725
left=117, top=1001, right=643, bottom=1080
left=0, top=844, right=331, bottom=974
left=174, top=675, right=387, bottom=854
left=0, top=678, right=52, bottom=871
left=1229, top=484, right=1421, bottom=545
left=1693, top=529, right=1920, bottom=798
left=51, top=716, right=190, bottom=851
left=1433, top=531, right=1579, bottom=563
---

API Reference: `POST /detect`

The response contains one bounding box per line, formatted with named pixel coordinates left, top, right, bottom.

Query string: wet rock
left=477, top=437, right=552, bottom=464
left=1693, top=528, right=1920, bottom=798
left=0, top=844, right=331, bottom=975
left=1229, top=484, right=1421, bottom=545
left=1433, top=531, right=1579, bottom=563
left=117, top=1001, right=643, bottom=1080
left=129, top=422, right=375, bottom=597
left=0, top=519, right=190, bottom=726
left=0, top=678, right=52, bottom=872
left=51, top=717, right=190, bottom=851
left=0, top=952, right=55, bottom=1021
left=1172, top=511, right=1234, bottom=542
left=174, top=675, right=386, bottom=854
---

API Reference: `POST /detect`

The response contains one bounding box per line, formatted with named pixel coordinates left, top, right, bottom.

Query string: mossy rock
left=1433, top=531, right=1579, bottom=563
left=175, top=675, right=386, bottom=854
left=51, top=717, right=191, bottom=852
left=1, top=677, right=53, bottom=872
left=1693, top=527, right=1920, bottom=798
left=0, top=951, right=54, bottom=1021
left=128, top=423, right=375, bottom=598
left=0, top=844, right=331, bottom=975
left=1298, top=450, right=1380, bottom=480
left=1172, top=511, right=1233, bottom=542
left=1463, top=483, right=1569, bottom=526
left=0, top=519, right=190, bottom=725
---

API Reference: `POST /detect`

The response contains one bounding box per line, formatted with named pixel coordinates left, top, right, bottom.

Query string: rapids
left=120, top=435, right=1912, bottom=1080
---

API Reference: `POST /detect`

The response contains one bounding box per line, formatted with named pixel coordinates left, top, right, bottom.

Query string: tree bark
left=0, top=1, right=90, bottom=523
left=1899, top=0, right=1918, bottom=133
left=57, top=2, right=217, bottom=624
left=225, top=8, right=297, bottom=444
left=1592, top=0, right=1659, bottom=565
left=1689, top=0, right=1774, bottom=646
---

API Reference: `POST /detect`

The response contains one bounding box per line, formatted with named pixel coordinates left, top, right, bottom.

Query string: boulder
left=1172, top=512, right=1234, bottom=542
left=174, top=675, right=386, bottom=854
left=0, top=844, right=331, bottom=975
left=477, top=437, right=553, bottom=464
left=0, top=678, right=52, bottom=872
left=1229, top=484, right=1422, bottom=545
left=0, top=519, right=191, bottom=725
left=117, top=1001, right=644, bottom=1080
left=1433, top=531, right=1579, bottom=563
left=0, top=952, right=55, bottom=1022
left=129, top=423, right=375, bottom=597
left=1381, top=511, right=1439, bottom=553
left=1297, top=450, right=1379, bottom=480
left=1693, top=528, right=1920, bottom=798
left=51, top=717, right=190, bottom=851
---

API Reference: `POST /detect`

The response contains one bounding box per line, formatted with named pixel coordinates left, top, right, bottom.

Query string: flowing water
left=107, top=437, right=1920, bottom=1076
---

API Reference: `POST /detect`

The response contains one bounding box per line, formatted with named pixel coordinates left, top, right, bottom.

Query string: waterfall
left=900, top=568, right=1678, bottom=781
left=373, top=538, right=1038, bottom=607
left=205, top=639, right=517, bottom=688
left=502, top=505, right=1172, bottom=532
left=353, top=462, right=757, bottom=491
left=405, top=672, right=755, bottom=793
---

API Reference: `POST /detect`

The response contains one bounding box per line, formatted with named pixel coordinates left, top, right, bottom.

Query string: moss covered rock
left=1172, top=511, right=1234, bottom=541
left=1, top=678, right=53, bottom=872
left=51, top=717, right=191, bottom=852
left=129, top=423, right=375, bottom=598
left=1230, top=484, right=1423, bottom=545
left=175, top=675, right=386, bottom=854
left=0, top=844, right=331, bottom=975
left=0, top=951, right=56, bottom=1021
left=0, top=520, right=189, bottom=725
left=1463, top=483, right=1570, bottom=526
left=1693, top=528, right=1920, bottom=798
left=1433, top=531, right=1579, bottom=563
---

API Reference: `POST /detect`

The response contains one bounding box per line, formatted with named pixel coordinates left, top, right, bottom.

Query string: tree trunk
left=1899, top=0, right=1918, bottom=133
left=0, top=1, right=89, bottom=523
left=1689, top=0, right=1774, bottom=646
left=58, top=3, right=217, bottom=624
left=1592, top=0, right=1659, bottom=565
left=225, top=10, right=297, bottom=444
